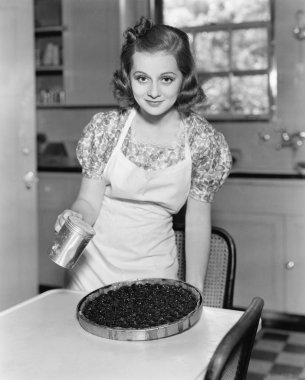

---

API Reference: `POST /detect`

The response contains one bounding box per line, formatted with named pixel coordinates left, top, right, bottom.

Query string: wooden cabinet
left=34, top=0, right=64, bottom=105
left=285, top=216, right=305, bottom=314
left=212, top=178, right=305, bottom=315
left=38, top=172, right=81, bottom=287
left=62, top=0, right=120, bottom=105
left=34, top=0, right=121, bottom=107
left=212, top=211, right=285, bottom=312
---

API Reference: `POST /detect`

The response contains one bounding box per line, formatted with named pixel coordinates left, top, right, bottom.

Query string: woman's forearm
left=54, top=177, right=106, bottom=233
left=185, top=198, right=211, bottom=292
left=71, top=198, right=99, bottom=226
left=72, top=177, right=106, bottom=225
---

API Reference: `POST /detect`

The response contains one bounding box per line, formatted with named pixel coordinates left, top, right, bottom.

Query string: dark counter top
left=229, top=172, right=305, bottom=179
left=37, top=166, right=304, bottom=179
left=38, top=166, right=81, bottom=173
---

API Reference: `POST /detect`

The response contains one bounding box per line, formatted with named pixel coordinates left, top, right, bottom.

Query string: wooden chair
left=204, top=297, right=264, bottom=380
left=174, top=226, right=236, bottom=308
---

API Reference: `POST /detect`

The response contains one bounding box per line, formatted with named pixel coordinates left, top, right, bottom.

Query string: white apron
left=66, top=109, right=192, bottom=291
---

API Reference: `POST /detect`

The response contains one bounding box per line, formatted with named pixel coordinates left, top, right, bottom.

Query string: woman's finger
left=54, top=210, right=83, bottom=233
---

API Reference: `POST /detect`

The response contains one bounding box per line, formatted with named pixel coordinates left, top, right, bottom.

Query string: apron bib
left=66, top=109, right=192, bottom=291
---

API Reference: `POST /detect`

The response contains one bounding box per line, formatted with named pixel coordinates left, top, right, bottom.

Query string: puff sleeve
left=188, top=115, right=232, bottom=203
left=76, top=110, right=122, bottom=179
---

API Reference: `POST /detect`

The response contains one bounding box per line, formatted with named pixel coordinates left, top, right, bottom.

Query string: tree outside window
left=162, top=0, right=275, bottom=121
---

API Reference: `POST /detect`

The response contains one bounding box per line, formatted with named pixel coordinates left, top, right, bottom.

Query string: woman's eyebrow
left=161, top=72, right=177, bottom=76
left=132, top=71, right=148, bottom=75
left=132, top=71, right=177, bottom=76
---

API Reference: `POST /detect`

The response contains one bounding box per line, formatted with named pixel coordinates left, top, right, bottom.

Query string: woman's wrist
left=186, top=277, right=203, bottom=293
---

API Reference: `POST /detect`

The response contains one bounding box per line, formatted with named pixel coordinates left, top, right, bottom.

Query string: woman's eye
left=162, top=77, right=174, bottom=84
left=136, top=76, right=148, bottom=83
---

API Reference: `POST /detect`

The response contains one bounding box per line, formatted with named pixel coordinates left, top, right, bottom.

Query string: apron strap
left=115, top=108, right=136, bottom=149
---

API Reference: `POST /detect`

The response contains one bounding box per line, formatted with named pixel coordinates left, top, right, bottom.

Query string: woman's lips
left=145, top=100, right=163, bottom=107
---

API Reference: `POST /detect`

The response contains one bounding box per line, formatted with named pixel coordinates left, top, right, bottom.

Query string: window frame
left=153, top=0, right=277, bottom=122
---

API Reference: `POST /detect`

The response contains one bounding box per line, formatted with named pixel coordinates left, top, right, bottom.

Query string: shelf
left=36, top=104, right=117, bottom=109
left=37, top=104, right=64, bottom=108
left=34, top=0, right=121, bottom=108
left=36, top=66, right=64, bottom=73
left=34, top=0, right=64, bottom=105
left=35, top=26, right=65, bottom=35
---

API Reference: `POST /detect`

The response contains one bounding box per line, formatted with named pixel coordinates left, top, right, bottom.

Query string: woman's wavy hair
left=112, top=17, right=206, bottom=115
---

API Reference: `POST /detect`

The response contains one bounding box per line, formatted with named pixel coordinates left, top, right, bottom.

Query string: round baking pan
left=76, top=278, right=203, bottom=341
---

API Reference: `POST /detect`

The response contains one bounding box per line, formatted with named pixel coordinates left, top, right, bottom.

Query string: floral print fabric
left=76, top=108, right=232, bottom=203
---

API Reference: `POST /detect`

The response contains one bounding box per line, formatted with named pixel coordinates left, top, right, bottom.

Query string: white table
left=0, top=289, right=244, bottom=380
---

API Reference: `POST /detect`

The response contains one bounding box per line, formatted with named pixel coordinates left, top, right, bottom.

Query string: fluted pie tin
left=77, top=278, right=203, bottom=341
left=48, top=215, right=95, bottom=269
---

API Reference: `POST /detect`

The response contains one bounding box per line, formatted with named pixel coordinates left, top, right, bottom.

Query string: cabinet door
left=63, top=0, right=120, bottom=105
left=38, top=172, right=81, bottom=287
left=285, top=216, right=305, bottom=315
left=212, top=212, right=285, bottom=312
left=0, top=0, right=38, bottom=310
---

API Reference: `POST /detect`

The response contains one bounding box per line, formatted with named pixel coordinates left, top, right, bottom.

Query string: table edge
left=0, top=289, right=85, bottom=316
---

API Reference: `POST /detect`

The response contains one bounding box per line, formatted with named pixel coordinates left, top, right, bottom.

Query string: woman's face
left=129, top=51, right=183, bottom=117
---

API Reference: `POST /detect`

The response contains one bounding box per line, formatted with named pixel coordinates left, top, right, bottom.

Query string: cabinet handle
left=23, top=171, right=38, bottom=190
left=22, top=147, right=30, bottom=155
left=285, top=261, right=295, bottom=270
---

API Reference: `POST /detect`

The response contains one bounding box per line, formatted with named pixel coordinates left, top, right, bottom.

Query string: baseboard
left=224, top=305, right=305, bottom=332
left=261, top=310, right=305, bottom=332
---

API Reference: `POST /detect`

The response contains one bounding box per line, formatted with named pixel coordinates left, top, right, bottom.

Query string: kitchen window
left=158, top=0, right=276, bottom=121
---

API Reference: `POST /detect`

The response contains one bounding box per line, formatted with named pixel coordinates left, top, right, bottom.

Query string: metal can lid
left=67, top=216, right=96, bottom=237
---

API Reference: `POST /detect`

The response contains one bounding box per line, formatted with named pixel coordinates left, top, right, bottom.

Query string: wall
left=216, top=0, right=305, bottom=174
left=37, top=107, right=106, bottom=157
left=37, top=0, right=151, bottom=163
left=37, top=0, right=305, bottom=173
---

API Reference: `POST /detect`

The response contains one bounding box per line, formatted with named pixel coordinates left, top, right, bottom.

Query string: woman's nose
left=148, top=82, right=160, bottom=98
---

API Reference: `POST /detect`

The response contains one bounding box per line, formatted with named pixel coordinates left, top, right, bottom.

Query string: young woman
left=55, top=17, right=232, bottom=293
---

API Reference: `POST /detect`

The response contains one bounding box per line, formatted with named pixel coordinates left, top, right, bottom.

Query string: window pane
left=232, top=0, right=270, bottom=22
left=231, top=75, right=269, bottom=114
left=198, top=76, right=230, bottom=114
left=162, top=0, right=273, bottom=119
left=194, top=32, right=230, bottom=71
left=163, top=0, right=270, bottom=27
left=195, top=32, right=230, bottom=71
left=232, top=28, right=268, bottom=70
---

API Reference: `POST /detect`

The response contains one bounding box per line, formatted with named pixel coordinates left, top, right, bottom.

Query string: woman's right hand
left=54, top=209, right=83, bottom=233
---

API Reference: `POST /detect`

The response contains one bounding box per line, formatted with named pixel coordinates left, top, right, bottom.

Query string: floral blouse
left=76, top=108, right=232, bottom=203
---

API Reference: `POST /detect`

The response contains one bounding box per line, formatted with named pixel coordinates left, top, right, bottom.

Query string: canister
left=48, top=215, right=95, bottom=269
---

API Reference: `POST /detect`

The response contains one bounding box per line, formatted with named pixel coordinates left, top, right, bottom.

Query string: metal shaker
left=48, top=215, right=95, bottom=269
